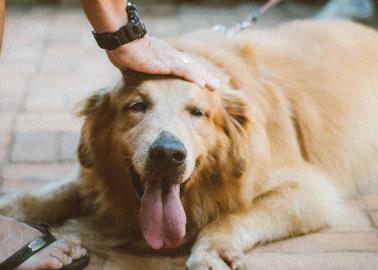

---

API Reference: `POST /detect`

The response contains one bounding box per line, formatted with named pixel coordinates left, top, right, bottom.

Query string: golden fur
left=1, top=20, right=378, bottom=269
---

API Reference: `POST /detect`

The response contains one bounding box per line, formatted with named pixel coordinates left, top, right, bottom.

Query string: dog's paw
left=186, top=246, right=246, bottom=270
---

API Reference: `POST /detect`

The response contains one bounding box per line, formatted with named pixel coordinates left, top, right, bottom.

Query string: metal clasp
left=28, top=238, right=46, bottom=252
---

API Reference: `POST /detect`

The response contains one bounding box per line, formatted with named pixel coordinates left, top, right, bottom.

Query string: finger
left=178, top=56, right=220, bottom=91
left=173, top=64, right=221, bottom=91
left=167, top=53, right=207, bottom=87
left=170, top=64, right=206, bottom=88
left=192, top=63, right=221, bottom=91
left=185, top=67, right=220, bottom=92
left=203, top=74, right=221, bottom=91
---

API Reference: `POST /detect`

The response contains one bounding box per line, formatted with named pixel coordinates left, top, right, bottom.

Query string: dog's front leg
left=186, top=166, right=346, bottom=270
left=0, top=175, right=86, bottom=226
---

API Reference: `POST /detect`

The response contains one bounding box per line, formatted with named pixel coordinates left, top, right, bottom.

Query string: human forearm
left=80, top=0, right=219, bottom=90
left=80, top=0, right=128, bottom=33
left=0, top=0, right=5, bottom=53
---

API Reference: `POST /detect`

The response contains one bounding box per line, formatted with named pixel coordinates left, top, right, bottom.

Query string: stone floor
left=0, top=1, right=377, bottom=269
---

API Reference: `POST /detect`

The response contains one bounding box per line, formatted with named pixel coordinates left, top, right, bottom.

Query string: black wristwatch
left=92, top=1, right=147, bottom=50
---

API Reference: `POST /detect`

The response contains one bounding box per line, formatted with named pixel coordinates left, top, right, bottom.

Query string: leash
left=214, top=0, right=284, bottom=36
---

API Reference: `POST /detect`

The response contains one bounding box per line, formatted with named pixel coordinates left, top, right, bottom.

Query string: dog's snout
left=149, top=132, right=187, bottom=167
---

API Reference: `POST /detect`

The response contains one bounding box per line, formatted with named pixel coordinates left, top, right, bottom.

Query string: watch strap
left=92, top=1, right=147, bottom=50
left=0, top=224, right=56, bottom=270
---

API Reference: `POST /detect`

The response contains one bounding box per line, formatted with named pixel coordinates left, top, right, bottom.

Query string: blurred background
left=0, top=0, right=376, bottom=194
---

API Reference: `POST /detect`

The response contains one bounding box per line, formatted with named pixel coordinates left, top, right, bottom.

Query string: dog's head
left=78, top=72, right=252, bottom=250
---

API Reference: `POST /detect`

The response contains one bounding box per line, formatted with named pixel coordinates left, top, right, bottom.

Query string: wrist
left=105, top=35, right=145, bottom=57
left=92, top=1, right=147, bottom=51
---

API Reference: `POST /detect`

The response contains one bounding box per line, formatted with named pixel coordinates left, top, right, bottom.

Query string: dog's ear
left=219, top=91, right=252, bottom=178
left=76, top=90, right=115, bottom=169
left=222, top=90, right=250, bottom=129
left=78, top=130, right=93, bottom=169
left=76, top=89, right=112, bottom=118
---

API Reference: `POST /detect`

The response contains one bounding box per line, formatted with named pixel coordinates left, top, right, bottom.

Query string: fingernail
left=67, top=257, right=73, bottom=263
left=206, top=80, right=221, bottom=91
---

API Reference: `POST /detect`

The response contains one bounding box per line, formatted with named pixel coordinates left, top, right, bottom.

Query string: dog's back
left=171, top=20, right=378, bottom=195
left=243, top=20, right=378, bottom=195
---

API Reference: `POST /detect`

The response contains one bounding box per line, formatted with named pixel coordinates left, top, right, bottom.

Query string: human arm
left=0, top=0, right=5, bottom=52
left=80, top=0, right=220, bottom=90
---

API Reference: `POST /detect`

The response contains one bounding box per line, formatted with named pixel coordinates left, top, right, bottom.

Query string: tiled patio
left=0, top=1, right=377, bottom=269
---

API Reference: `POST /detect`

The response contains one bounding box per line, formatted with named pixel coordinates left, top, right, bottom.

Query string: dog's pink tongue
left=140, top=184, right=186, bottom=250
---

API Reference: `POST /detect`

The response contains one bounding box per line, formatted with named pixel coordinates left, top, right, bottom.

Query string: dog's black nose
left=149, top=132, right=187, bottom=167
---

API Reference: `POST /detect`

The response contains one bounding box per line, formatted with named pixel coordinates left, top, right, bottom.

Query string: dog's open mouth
left=129, top=165, right=145, bottom=201
left=129, top=165, right=187, bottom=250
left=129, top=166, right=187, bottom=201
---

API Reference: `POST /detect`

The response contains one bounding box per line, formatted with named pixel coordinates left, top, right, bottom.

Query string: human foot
left=0, top=216, right=87, bottom=270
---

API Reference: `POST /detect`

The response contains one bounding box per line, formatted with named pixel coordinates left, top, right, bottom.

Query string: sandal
left=0, top=224, right=90, bottom=270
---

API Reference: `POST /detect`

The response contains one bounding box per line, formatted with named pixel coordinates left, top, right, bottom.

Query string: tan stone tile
left=360, top=193, right=378, bottom=210
left=14, top=112, right=82, bottom=132
left=24, top=96, right=67, bottom=112
left=254, top=232, right=378, bottom=253
left=10, top=131, right=60, bottom=162
left=0, top=74, right=29, bottom=97
left=1, top=162, right=76, bottom=193
left=245, top=252, right=378, bottom=270
left=29, top=73, right=116, bottom=96
left=0, top=96, right=21, bottom=113
left=0, top=114, right=14, bottom=133
left=38, top=44, right=100, bottom=73
left=60, top=132, right=80, bottom=161
left=0, top=61, right=37, bottom=76
left=103, top=252, right=176, bottom=270
left=368, top=211, right=378, bottom=228
left=1, top=44, right=42, bottom=65
left=0, top=132, right=11, bottom=167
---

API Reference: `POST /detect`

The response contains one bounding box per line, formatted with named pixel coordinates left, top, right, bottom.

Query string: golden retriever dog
left=1, top=20, right=378, bottom=269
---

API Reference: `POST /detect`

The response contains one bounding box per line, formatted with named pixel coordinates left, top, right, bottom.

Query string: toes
left=48, top=245, right=65, bottom=260
left=69, top=246, right=84, bottom=260
left=69, top=238, right=82, bottom=246
left=47, top=240, right=77, bottom=266
left=220, top=249, right=246, bottom=270
left=186, top=251, right=230, bottom=270
left=187, top=247, right=246, bottom=270
left=16, top=239, right=85, bottom=270
left=81, top=247, right=88, bottom=256
left=65, top=239, right=87, bottom=260
left=54, top=240, right=71, bottom=253
left=62, top=254, right=73, bottom=265
left=40, top=255, right=63, bottom=269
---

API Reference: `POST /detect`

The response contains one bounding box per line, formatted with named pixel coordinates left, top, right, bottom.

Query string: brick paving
left=0, top=1, right=377, bottom=269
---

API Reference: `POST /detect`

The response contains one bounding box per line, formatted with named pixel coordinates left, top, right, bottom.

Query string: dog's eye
left=129, top=101, right=148, bottom=112
left=190, top=108, right=205, bottom=117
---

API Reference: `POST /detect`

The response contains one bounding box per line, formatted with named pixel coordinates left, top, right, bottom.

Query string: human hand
left=106, top=35, right=220, bottom=91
